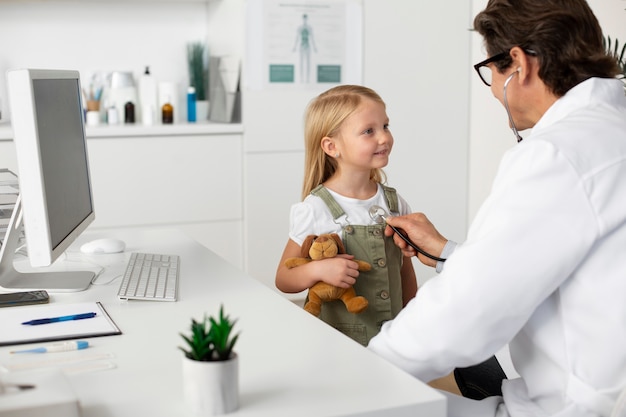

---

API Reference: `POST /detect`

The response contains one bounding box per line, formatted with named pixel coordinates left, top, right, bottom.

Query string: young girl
left=275, top=85, right=418, bottom=346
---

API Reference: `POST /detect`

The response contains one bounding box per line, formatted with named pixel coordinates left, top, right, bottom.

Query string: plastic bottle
left=187, top=87, right=197, bottom=123
left=124, top=100, right=135, bottom=124
left=107, top=105, right=119, bottom=125
left=139, top=66, right=157, bottom=126
left=162, top=98, right=174, bottom=124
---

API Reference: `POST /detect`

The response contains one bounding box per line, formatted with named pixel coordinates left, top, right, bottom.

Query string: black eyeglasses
left=473, top=51, right=510, bottom=87
left=474, top=49, right=537, bottom=86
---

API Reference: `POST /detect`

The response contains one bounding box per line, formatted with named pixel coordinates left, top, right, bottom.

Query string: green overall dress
left=310, top=185, right=404, bottom=346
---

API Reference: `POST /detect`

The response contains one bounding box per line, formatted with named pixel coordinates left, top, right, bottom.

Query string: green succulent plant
left=179, top=305, right=239, bottom=361
left=187, top=42, right=209, bottom=101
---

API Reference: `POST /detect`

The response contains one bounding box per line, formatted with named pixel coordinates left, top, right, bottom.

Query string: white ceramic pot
left=182, top=354, right=239, bottom=416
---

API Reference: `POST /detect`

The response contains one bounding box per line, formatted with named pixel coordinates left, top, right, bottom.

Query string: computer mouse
left=80, top=238, right=126, bottom=254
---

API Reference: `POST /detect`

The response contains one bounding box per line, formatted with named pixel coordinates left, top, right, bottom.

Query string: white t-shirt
left=289, top=183, right=412, bottom=246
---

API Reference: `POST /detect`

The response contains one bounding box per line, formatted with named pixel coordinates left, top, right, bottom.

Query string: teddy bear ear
left=301, top=235, right=318, bottom=256
left=329, top=233, right=346, bottom=254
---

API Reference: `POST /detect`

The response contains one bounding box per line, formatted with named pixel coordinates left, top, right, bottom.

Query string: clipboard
left=0, top=301, right=122, bottom=346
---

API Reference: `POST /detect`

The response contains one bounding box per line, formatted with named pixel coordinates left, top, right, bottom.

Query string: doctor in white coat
left=368, top=0, right=626, bottom=416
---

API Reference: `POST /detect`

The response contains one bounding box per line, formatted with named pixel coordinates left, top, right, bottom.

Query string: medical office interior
left=0, top=0, right=624, bottom=411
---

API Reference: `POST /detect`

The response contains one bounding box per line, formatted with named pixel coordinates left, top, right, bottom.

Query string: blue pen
left=21, top=312, right=97, bottom=326
left=11, top=340, right=89, bottom=354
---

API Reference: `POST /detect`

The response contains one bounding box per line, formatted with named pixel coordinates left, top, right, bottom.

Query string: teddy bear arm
left=284, top=257, right=312, bottom=269
left=355, top=260, right=372, bottom=271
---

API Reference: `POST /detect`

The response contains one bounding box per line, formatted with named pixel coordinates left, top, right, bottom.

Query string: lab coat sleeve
left=368, top=140, right=598, bottom=382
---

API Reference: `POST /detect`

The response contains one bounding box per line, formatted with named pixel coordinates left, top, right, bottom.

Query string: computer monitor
left=0, top=68, right=96, bottom=292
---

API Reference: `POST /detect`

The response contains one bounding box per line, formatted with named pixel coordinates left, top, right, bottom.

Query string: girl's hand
left=313, top=254, right=361, bottom=288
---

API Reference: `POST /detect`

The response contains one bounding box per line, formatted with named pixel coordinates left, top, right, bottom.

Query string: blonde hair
left=301, top=85, right=387, bottom=200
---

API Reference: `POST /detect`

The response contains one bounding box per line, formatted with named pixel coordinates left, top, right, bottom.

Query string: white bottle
left=107, top=105, right=119, bottom=125
left=139, top=66, right=157, bottom=126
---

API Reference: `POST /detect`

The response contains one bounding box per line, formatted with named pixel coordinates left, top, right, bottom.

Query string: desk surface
left=0, top=228, right=445, bottom=416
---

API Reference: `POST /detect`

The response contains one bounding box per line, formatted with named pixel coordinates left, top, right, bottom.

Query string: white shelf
left=0, top=122, right=242, bottom=141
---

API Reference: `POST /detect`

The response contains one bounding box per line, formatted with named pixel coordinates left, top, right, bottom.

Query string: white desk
left=0, top=228, right=446, bottom=416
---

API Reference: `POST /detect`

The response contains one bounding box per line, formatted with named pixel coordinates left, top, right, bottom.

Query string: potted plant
left=179, top=305, right=240, bottom=416
left=187, top=41, right=210, bottom=120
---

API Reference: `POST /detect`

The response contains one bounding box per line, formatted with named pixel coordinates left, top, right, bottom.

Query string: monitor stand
left=0, top=196, right=94, bottom=292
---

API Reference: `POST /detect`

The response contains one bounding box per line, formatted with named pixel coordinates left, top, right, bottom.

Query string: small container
left=124, top=101, right=135, bottom=124
left=139, top=66, right=157, bottom=126
left=187, top=87, right=196, bottom=123
left=86, top=111, right=100, bottom=126
left=107, top=105, right=119, bottom=125
left=162, top=98, right=173, bottom=124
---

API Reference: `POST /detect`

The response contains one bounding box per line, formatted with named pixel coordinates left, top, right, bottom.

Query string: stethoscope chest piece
left=367, top=205, right=447, bottom=262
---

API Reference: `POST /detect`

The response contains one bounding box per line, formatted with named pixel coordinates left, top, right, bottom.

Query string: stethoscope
left=368, top=205, right=447, bottom=263
left=362, top=73, right=522, bottom=263
left=504, top=69, right=524, bottom=143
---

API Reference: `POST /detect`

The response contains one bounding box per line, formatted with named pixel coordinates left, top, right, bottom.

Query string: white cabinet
left=0, top=123, right=244, bottom=268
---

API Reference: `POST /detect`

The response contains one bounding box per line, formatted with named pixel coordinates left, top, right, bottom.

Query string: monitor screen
left=32, top=77, right=94, bottom=256
left=0, top=69, right=95, bottom=292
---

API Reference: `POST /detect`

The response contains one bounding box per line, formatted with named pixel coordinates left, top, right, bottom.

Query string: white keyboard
left=117, top=252, right=180, bottom=301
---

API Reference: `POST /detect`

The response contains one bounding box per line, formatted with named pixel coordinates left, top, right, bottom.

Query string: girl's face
left=335, top=98, right=393, bottom=172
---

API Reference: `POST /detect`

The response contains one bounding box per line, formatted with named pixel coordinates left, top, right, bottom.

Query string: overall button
left=373, top=228, right=382, bottom=237
left=379, top=290, right=390, bottom=300
left=376, top=258, right=387, bottom=267
left=345, top=225, right=354, bottom=234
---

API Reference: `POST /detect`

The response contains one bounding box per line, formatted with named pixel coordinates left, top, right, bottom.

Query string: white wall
left=0, top=1, right=209, bottom=122
left=242, top=0, right=471, bottom=292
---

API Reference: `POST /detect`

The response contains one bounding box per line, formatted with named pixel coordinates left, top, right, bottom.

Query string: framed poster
left=246, top=0, right=363, bottom=90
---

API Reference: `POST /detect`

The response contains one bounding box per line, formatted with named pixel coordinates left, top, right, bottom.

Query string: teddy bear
left=284, top=233, right=371, bottom=317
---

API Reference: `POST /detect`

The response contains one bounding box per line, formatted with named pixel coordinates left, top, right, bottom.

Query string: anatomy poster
left=246, top=0, right=363, bottom=90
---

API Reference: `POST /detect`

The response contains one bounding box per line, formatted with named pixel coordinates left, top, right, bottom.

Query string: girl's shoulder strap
left=381, top=184, right=399, bottom=214
left=310, top=185, right=346, bottom=220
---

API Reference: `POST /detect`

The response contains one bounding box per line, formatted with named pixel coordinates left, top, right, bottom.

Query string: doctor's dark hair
left=300, top=85, right=387, bottom=200
left=474, top=0, right=620, bottom=97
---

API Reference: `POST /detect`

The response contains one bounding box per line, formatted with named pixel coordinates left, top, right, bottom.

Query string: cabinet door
left=244, top=151, right=302, bottom=294
left=87, top=134, right=242, bottom=227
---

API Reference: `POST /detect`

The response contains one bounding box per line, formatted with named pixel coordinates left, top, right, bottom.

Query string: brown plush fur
left=285, top=233, right=371, bottom=316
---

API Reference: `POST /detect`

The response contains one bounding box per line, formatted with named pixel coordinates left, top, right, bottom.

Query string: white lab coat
left=368, top=77, right=626, bottom=417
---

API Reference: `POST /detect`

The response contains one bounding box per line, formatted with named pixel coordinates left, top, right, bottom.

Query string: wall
left=242, top=0, right=471, bottom=294
left=0, top=1, right=209, bottom=122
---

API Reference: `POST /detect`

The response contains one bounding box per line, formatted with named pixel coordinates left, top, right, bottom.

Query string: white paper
left=0, top=301, right=121, bottom=346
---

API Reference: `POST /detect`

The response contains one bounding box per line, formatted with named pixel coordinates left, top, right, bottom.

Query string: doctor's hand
left=384, top=213, right=448, bottom=268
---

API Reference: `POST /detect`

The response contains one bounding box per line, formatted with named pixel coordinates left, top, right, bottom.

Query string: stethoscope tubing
left=387, top=224, right=447, bottom=263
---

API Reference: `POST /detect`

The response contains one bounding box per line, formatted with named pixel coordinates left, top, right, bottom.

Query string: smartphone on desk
left=0, top=290, right=49, bottom=307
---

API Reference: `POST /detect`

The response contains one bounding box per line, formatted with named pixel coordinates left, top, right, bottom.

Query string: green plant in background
left=187, top=42, right=209, bottom=101
left=179, top=305, right=239, bottom=361
left=603, top=3, right=626, bottom=89
left=604, top=35, right=626, bottom=84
